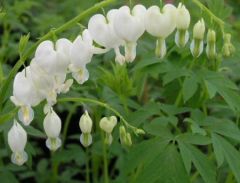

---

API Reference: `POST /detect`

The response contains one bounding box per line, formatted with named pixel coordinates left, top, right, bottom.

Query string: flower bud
left=222, top=33, right=235, bottom=57
left=43, top=110, right=62, bottom=151
left=43, top=110, right=61, bottom=138
left=8, top=120, right=28, bottom=165
left=119, top=126, right=132, bottom=146
left=176, top=3, right=190, bottom=30
left=190, top=19, right=205, bottom=58
left=193, top=19, right=205, bottom=40
left=79, top=111, right=92, bottom=133
left=206, top=29, right=216, bottom=60
left=99, top=116, right=117, bottom=134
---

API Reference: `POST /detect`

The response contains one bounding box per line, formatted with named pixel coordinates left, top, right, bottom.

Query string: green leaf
left=0, top=108, right=18, bottom=125
left=183, top=76, right=198, bottom=102
left=205, top=117, right=240, bottom=142
left=25, top=126, right=46, bottom=138
left=163, top=68, right=189, bottom=85
left=212, top=134, right=240, bottom=182
left=123, top=137, right=170, bottom=175
left=211, top=133, right=224, bottom=167
left=135, top=144, right=190, bottom=183
left=178, top=142, right=217, bottom=183
left=178, top=141, right=192, bottom=174
left=176, top=133, right=211, bottom=145
left=144, top=121, right=174, bottom=139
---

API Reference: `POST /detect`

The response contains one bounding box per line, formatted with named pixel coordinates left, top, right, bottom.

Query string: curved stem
left=58, top=97, right=138, bottom=132
left=192, top=0, right=225, bottom=35
left=0, top=0, right=116, bottom=110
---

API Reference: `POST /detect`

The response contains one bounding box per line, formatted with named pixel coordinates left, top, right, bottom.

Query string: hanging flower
left=8, top=120, right=28, bottom=166
left=88, top=9, right=125, bottom=64
left=175, top=3, right=190, bottom=47
left=190, top=19, right=205, bottom=58
left=145, top=4, right=176, bottom=58
left=43, top=109, right=62, bottom=151
left=99, top=116, right=117, bottom=145
left=10, top=66, right=43, bottom=125
left=113, top=5, right=146, bottom=62
left=79, top=111, right=93, bottom=147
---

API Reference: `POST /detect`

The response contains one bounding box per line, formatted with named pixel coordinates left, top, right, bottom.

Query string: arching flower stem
left=58, top=97, right=140, bottom=134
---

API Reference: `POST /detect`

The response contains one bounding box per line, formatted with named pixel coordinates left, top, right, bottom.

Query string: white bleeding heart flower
left=113, top=5, right=146, bottom=62
left=175, top=3, right=190, bottom=47
left=79, top=111, right=92, bottom=133
left=8, top=120, right=28, bottom=166
left=99, top=116, right=117, bottom=134
left=145, top=4, right=176, bottom=58
left=69, top=65, right=89, bottom=85
left=79, top=111, right=93, bottom=147
left=43, top=109, right=62, bottom=151
left=99, top=116, right=117, bottom=145
left=10, top=66, right=43, bottom=125
left=30, top=60, right=57, bottom=105
left=190, top=19, right=205, bottom=57
left=34, top=39, right=71, bottom=76
left=70, top=29, right=104, bottom=84
left=88, top=10, right=125, bottom=64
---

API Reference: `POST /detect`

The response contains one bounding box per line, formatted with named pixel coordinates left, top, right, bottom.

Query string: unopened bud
left=99, top=116, right=117, bottom=134
left=79, top=111, right=92, bottom=133
left=193, top=19, right=205, bottom=40
left=206, top=29, right=216, bottom=60
left=222, top=33, right=235, bottom=57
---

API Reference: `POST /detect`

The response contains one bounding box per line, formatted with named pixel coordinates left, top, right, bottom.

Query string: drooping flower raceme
left=145, top=4, right=176, bottom=58
left=99, top=116, right=117, bottom=145
left=8, top=121, right=28, bottom=166
left=43, top=109, right=62, bottom=151
left=175, top=3, right=190, bottom=47
left=88, top=10, right=125, bottom=65
left=113, top=5, right=146, bottom=62
left=79, top=111, right=93, bottom=147
left=190, top=19, right=205, bottom=58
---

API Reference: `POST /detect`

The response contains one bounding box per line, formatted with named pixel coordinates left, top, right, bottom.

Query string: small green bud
left=119, top=126, right=132, bottom=147
left=206, top=29, right=216, bottom=60
left=222, top=33, right=235, bottom=57
left=135, top=128, right=145, bottom=135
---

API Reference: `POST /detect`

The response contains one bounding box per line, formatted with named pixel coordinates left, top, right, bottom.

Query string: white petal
left=8, top=121, right=27, bottom=152
left=43, top=110, right=62, bottom=138
left=11, top=151, right=28, bottom=166
left=72, top=66, right=89, bottom=85
left=46, top=137, right=62, bottom=151
left=18, top=106, right=34, bottom=126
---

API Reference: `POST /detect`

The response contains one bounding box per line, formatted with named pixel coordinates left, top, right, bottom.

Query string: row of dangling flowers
left=8, top=3, right=234, bottom=166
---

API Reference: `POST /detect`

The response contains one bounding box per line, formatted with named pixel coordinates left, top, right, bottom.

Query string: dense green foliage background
left=0, top=0, right=240, bottom=182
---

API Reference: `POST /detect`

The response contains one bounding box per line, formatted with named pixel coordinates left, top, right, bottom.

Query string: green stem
left=0, top=0, right=116, bottom=111
left=103, top=142, right=109, bottom=183
left=51, top=152, right=58, bottom=183
left=58, top=97, right=138, bottom=132
left=86, top=147, right=90, bottom=183
left=192, top=0, right=225, bottom=35
left=62, top=104, right=77, bottom=147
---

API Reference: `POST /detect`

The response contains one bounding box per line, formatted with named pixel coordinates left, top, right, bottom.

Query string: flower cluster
left=8, top=2, right=232, bottom=166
